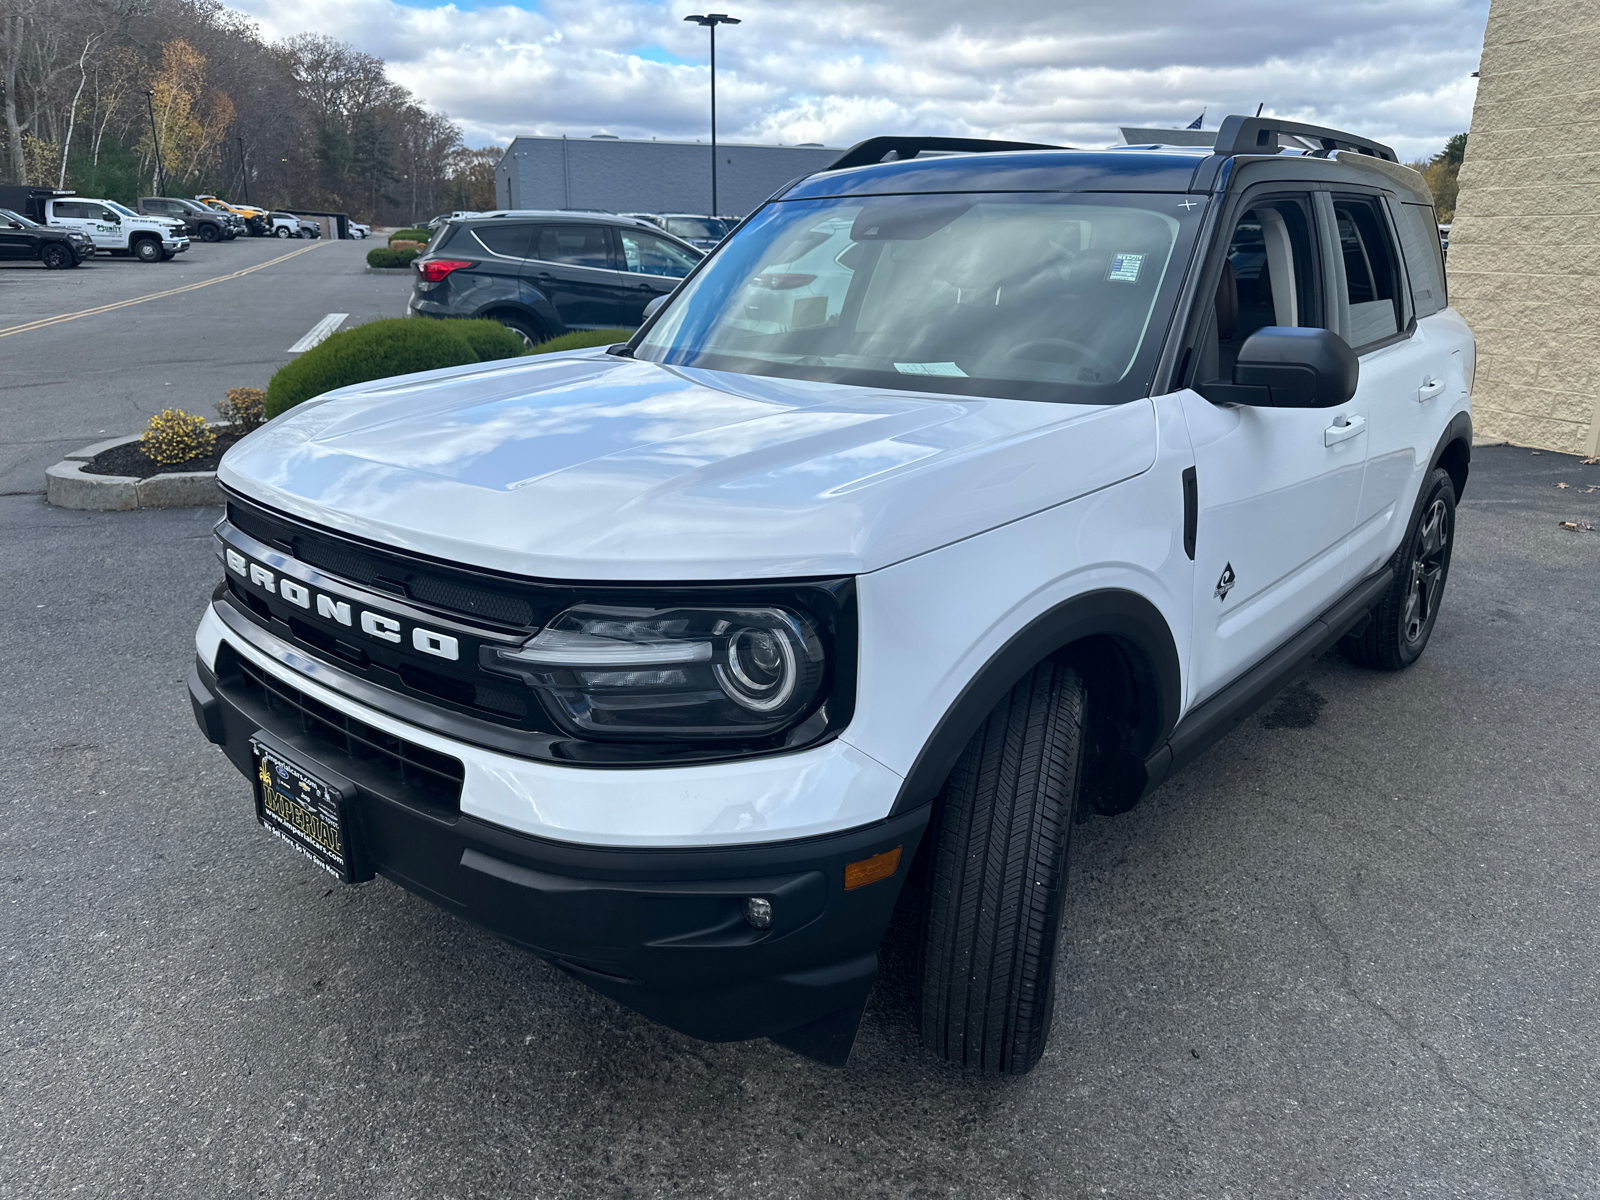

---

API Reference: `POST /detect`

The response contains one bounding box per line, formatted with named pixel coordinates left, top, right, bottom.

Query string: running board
left=1140, top=567, right=1394, bottom=797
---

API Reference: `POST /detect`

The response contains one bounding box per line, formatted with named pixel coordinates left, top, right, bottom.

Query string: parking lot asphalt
left=0, top=236, right=410, bottom=495
left=2, top=445, right=1597, bottom=1199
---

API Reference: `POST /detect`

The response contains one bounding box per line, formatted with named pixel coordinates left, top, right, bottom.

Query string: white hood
left=219, top=351, right=1156, bottom=580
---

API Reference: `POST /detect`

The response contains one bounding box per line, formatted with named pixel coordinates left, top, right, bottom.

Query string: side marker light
left=844, top=846, right=902, bottom=890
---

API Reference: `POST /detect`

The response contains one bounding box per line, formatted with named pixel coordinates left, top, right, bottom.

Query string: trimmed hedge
left=265, top=318, right=527, bottom=419
left=529, top=329, right=634, bottom=354
left=388, top=227, right=431, bottom=245
left=366, top=247, right=418, bottom=269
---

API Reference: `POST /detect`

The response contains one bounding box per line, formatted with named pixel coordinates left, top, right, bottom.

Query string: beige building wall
left=1448, top=0, right=1600, bottom=457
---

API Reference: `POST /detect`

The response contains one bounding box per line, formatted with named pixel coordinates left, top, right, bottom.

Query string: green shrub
left=366, top=247, right=418, bottom=269
left=529, top=329, right=634, bottom=355
left=266, top=318, right=527, bottom=419
left=388, top=227, right=431, bottom=245
left=141, top=409, right=216, bottom=465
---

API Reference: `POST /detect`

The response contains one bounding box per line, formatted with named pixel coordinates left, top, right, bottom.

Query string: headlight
left=483, top=604, right=827, bottom=741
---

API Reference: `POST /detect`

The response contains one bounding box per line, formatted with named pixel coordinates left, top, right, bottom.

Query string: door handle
left=1417, top=377, right=1446, bottom=402
left=1324, top=414, right=1367, bottom=447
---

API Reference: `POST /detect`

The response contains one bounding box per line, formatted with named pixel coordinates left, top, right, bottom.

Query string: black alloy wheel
left=1340, top=466, right=1457, bottom=671
left=134, top=236, right=162, bottom=263
left=39, top=243, right=73, bottom=270
left=199, top=224, right=221, bottom=243
left=918, top=661, right=1086, bottom=1075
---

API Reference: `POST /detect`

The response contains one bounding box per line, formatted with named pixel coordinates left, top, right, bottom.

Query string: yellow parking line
left=0, top=241, right=327, bottom=339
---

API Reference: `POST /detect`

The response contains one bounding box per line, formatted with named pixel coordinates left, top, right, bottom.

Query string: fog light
left=744, top=897, right=772, bottom=929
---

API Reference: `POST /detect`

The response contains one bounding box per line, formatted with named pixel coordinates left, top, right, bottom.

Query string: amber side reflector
left=844, top=845, right=902, bottom=890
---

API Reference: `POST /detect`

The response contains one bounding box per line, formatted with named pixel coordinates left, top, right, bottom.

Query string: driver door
left=1180, top=190, right=1368, bottom=706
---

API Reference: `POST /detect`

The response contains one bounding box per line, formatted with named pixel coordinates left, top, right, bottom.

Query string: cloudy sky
left=232, top=0, right=1488, bottom=162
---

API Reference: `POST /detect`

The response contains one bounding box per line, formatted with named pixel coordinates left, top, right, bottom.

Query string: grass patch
left=529, top=329, right=634, bottom=355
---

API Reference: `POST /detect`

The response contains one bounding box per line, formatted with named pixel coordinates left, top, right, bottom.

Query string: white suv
left=190, top=117, right=1473, bottom=1074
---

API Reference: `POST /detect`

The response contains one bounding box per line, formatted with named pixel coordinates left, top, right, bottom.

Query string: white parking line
left=289, top=312, right=348, bottom=353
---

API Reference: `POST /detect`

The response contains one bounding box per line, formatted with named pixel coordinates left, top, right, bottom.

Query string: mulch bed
left=82, top=430, right=246, bottom=479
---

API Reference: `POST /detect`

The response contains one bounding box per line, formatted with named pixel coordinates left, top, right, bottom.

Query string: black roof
left=784, top=148, right=1211, bottom=199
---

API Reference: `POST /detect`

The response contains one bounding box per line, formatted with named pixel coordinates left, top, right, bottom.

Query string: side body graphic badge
left=1215, top=562, right=1236, bottom=601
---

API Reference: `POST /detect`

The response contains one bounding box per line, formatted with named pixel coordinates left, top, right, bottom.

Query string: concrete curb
left=364, top=265, right=414, bottom=275
left=46, top=433, right=225, bottom=510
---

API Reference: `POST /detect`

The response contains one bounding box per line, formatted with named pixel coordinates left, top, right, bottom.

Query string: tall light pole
left=144, top=90, right=166, bottom=194
left=236, top=135, right=250, bottom=204
left=684, top=13, right=740, bottom=217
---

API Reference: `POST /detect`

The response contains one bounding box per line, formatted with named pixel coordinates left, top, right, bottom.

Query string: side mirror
left=643, top=293, right=671, bottom=321
left=1197, top=326, right=1358, bottom=409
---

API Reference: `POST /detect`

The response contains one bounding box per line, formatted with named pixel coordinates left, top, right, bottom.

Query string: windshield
left=106, top=201, right=138, bottom=218
left=665, top=217, right=730, bottom=241
left=636, top=192, right=1201, bottom=404
left=0, top=208, right=39, bottom=227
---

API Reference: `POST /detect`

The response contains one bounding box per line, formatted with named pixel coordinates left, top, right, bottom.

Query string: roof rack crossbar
left=821, top=136, right=1063, bottom=173
left=1212, top=115, right=1397, bottom=163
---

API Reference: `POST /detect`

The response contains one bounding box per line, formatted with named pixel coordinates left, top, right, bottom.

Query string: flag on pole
left=1186, top=110, right=1206, bottom=130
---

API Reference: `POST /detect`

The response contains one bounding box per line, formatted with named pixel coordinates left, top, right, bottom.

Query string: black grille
left=226, top=498, right=541, bottom=629
left=217, top=644, right=464, bottom=813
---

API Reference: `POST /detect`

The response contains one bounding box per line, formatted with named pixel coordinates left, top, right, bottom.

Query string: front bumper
left=188, top=645, right=927, bottom=1058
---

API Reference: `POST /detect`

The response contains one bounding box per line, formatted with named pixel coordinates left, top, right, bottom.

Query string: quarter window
left=1332, top=195, right=1404, bottom=350
left=619, top=230, right=700, bottom=278
left=534, top=225, right=612, bottom=269
left=470, top=223, right=535, bottom=259
left=1395, top=201, right=1447, bottom=318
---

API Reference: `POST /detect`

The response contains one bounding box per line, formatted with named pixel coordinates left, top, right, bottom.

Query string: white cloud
left=232, top=0, right=1486, bottom=160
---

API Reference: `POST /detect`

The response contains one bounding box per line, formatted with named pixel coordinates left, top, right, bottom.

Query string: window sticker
left=894, top=362, right=968, bottom=377
left=1107, top=252, right=1145, bottom=283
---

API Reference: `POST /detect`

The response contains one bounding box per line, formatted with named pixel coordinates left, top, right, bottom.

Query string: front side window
left=106, top=201, right=138, bottom=219
left=1333, top=195, right=1404, bottom=350
left=635, top=192, right=1201, bottom=404
left=534, top=224, right=612, bottom=269
left=619, top=229, right=700, bottom=278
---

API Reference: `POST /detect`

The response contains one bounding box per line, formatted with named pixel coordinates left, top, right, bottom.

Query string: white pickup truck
left=45, top=196, right=188, bottom=262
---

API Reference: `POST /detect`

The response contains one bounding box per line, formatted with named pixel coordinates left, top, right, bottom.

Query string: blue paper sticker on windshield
left=1107, top=253, right=1144, bottom=283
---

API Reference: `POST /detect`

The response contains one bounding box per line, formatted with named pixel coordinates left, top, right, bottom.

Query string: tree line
left=1409, top=133, right=1465, bottom=224
left=0, top=0, right=498, bottom=224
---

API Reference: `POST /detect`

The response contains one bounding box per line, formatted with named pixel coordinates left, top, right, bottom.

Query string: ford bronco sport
left=190, top=116, right=1473, bottom=1073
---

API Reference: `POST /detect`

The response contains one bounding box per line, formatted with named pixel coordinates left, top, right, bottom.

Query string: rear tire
left=199, top=224, right=221, bottom=243
left=39, top=243, right=73, bottom=270
left=275, top=226, right=291, bottom=238
left=491, top=312, right=545, bottom=350
left=133, top=237, right=162, bottom=263
left=919, top=661, right=1086, bottom=1075
left=1339, top=467, right=1457, bottom=671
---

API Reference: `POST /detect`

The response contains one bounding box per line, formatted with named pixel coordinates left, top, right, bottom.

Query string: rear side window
left=1395, top=201, right=1447, bottom=318
left=534, top=225, right=612, bottom=269
left=618, top=229, right=700, bottom=278
left=470, top=223, right=534, bottom=259
left=1332, top=195, right=1404, bottom=350
left=53, top=202, right=84, bottom=218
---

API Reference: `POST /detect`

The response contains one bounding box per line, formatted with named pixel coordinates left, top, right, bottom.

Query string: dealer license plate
left=251, top=739, right=355, bottom=882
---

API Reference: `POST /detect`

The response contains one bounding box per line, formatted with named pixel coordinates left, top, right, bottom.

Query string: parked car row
left=0, top=186, right=344, bottom=269
left=408, top=210, right=705, bottom=345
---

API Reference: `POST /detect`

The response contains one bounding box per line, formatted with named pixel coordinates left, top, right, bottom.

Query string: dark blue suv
left=408, top=212, right=704, bottom=346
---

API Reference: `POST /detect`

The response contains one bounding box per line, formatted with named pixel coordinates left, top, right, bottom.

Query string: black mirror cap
left=1232, top=326, right=1359, bottom=408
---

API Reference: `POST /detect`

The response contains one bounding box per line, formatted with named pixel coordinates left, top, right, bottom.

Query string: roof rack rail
left=822, top=136, right=1062, bottom=173
left=1211, top=115, right=1397, bottom=162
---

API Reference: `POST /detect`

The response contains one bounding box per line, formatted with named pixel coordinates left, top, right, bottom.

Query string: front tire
left=919, top=661, right=1086, bottom=1075
left=1340, top=467, right=1457, bottom=671
left=39, top=243, right=73, bottom=270
left=275, top=226, right=291, bottom=238
left=199, top=224, right=221, bottom=243
left=133, top=237, right=162, bottom=263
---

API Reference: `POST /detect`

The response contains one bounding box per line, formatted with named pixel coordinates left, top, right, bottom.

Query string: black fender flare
left=889, top=589, right=1182, bottom=815
left=1429, top=409, right=1472, bottom=502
